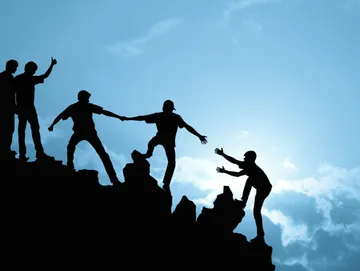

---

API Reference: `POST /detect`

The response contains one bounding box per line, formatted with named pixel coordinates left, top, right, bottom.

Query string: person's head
left=244, top=150, right=257, bottom=163
left=5, top=59, right=18, bottom=74
left=24, top=61, right=38, bottom=75
left=162, top=100, right=176, bottom=113
left=131, top=150, right=143, bottom=163
left=77, top=90, right=91, bottom=103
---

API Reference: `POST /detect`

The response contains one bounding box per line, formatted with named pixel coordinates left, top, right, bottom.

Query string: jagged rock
left=2, top=157, right=275, bottom=270
left=196, top=185, right=245, bottom=235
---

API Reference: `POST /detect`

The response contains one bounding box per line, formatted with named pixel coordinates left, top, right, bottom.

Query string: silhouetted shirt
left=14, top=73, right=45, bottom=108
left=0, top=71, right=16, bottom=113
left=60, top=102, right=103, bottom=134
left=144, top=112, right=186, bottom=146
left=237, top=162, right=272, bottom=191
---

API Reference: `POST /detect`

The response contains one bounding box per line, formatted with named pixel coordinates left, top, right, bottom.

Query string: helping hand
left=199, top=135, right=207, bottom=144
left=215, top=147, right=224, bottom=155
left=48, top=126, right=53, bottom=132
left=216, top=166, right=225, bottom=173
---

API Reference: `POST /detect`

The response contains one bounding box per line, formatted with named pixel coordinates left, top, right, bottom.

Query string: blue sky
left=1, top=0, right=359, bottom=270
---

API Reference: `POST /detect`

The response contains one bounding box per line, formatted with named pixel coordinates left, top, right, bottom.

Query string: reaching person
left=14, top=57, right=57, bottom=161
left=120, top=100, right=207, bottom=192
left=0, top=59, right=18, bottom=160
left=48, top=90, right=122, bottom=186
left=215, top=148, right=272, bottom=243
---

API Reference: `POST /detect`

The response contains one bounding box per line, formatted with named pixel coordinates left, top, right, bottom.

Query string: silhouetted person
left=215, top=148, right=272, bottom=243
left=121, top=100, right=207, bottom=192
left=0, top=59, right=18, bottom=160
left=48, top=90, right=122, bottom=185
left=14, top=57, right=57, bottom=161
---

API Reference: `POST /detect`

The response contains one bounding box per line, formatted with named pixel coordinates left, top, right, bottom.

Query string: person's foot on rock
left=162, top=183, right=170, bottom=193
left=250, top=235, right=265, bottom=243
left=19, top=155, right=29, bottom=162
left=36, top=152, right=54, bottom=161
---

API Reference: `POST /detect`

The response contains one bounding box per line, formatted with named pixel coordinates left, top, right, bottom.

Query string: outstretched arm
left=48, top=112, right=64, bottom=131
left=101, top=109, right=123, bottom=120
left=215, top=148, right=242, bottom=165
left=216, top=166, right=246, bottom=177
left=40, top=57, right=57, bottom=79
left=122, top=115, right=148, bottom=121
left=184, top=123, right=207, bottom=144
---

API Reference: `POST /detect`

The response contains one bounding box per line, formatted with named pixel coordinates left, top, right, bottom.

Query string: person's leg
left=163, top=145, right=176, bottom=192
left=27, top=108, right=51, bottom=159
left=88, top=133, right=120, bottom=185
left=241, top=179, right=252, bottom=208
left=144, top=136, right=160, bottom=158
left=17, top=111, right=28, bottom=160
left=0, top=113, right=14, bottom=159
left=252, top=187, right=271, bottom=241
left=67, top=133, right=82, bottom=170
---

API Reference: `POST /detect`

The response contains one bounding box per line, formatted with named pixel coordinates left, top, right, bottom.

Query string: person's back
left=243, top=163, right=272, bottom=191
left=14, top=73, right=41, bottom=109
left=64, top=102, right=103, bottom=134
left=0, top=71, right=16, bottom=111
left=148, top=111, right=185, bottom=146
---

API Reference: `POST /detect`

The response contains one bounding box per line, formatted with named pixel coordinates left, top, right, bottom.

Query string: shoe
left=162, top=183, right=170, bottom=192
left=36, top=153, right=54, bottom=160
left=19, top=155, right=29, bottom=162
left=250, top=235, right=265, bottom=243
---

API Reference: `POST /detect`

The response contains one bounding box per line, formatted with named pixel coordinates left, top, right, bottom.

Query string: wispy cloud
left=19, top=115, right=65, bottom=146
left=105, top=17, right=184, bottom=56
left=223, top=0, right=280, bottom=23
left=283, top=158, right=297, bottom=171
left=341, top=0, right=358, bottom=9
left=236, top=130, right=249, bottom=138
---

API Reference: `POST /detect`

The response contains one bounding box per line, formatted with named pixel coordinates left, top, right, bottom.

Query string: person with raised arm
left=15, top=57, right=57, bottom=161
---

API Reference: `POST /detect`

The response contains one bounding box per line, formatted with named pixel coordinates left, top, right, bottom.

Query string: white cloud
left=274, top=253, right=313, bottom=271
left=173, top=155, right=360, bottom=256
left=105, top=17, right=184, bottom=56
left=283, top=157, right=297, bottom=171
left=340, top=0, right=357, bottom=8
left=17, top=115, right=65, bottom=146
left=242, top=19, right=263, bottom=36
left=173, top=156, right=248, bottom=205
left=223, top=0, right=280, bottom=23
left=236, top=130, right=249, bottom=138
left=263, top=208, right=313, bottom=247
left=72, top=143, right=129, bottom=185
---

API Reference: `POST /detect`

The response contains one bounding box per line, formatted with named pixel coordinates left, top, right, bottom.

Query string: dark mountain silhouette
left=2, top=154, right=275, bottom=270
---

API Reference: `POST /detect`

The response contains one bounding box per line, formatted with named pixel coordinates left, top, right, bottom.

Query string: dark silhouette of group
left=1, top=58, right=272, bottom=243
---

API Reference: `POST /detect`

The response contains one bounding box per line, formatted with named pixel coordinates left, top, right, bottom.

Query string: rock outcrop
left=2, top=153, right=275, bottom=270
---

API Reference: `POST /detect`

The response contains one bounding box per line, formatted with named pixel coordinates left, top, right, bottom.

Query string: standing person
left=48, top=90, right=122, bottom=186
left=121, top=100, right=207, bottom=192
left=215, top=148, right=272, bottom=243
left=0, top=59, right=18, bottom=160
left=15, top=57, right=57, bottom=161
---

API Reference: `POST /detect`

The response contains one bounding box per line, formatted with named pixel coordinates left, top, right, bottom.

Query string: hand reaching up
left=215, top=147, right=223, bottom=156
left=51, top=57, right=57, bottom=65
left=216, top=166, right=225, bottom=173
left=199, top=135, right=207, bottom=144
